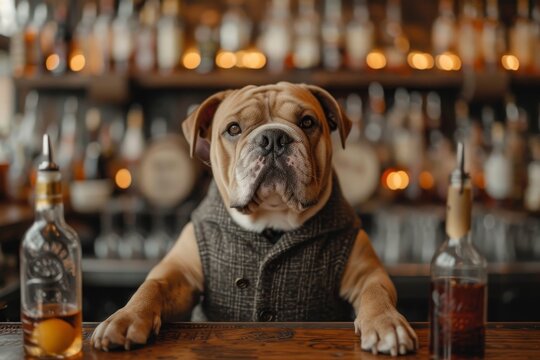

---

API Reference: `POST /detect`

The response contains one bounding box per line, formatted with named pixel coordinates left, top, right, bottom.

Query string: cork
left=446, top=184, right=472, bottom=239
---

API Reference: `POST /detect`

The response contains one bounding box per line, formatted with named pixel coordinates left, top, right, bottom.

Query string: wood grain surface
left=1, top=322, right=540, bottom=359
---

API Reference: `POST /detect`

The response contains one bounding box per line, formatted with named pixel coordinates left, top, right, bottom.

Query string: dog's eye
left=226, top=123, right=242, bottom=136
left=299, top=115, right=315, bottom=129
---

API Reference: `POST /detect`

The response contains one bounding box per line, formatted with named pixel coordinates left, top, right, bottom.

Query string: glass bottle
left=112, top=0, right=136, bottom=73
left=157, top=0, right=183, bottom=73
left=430, top=142, right=487, bottom=359
left=195, top=10, right=219, bottom=74
left=10, top=0, right=30, bottom=76
left=20, top=135, right=82, bottom=358
left=43, top=4, right=68, bottom=75
left=321, top=0, right=344, bottom=71
left=260, top=0, right=292, bottom=73
left=72, top=2, right=97, bottom=74
left=481, top=0, right=505, bottom=70
left=364, top=82, right=389, bottom=167
left=484, top=122, right=512, bottom=202
left=120, top=105, right=146, bottom=191
left=432, top=0, right=456, bottom=56
left=220, top=0, right=252, bottom=53
left=381, top=0, right=409, bottom=70
left=457, top=0, right=482, bottom=69
left=135, top=0, right=159, bottom=72
left=56, top=97, right=79, bottom=183
left=505, top=98, right=528, bottom=205
left=511, top=0, right=532, bottom=71
left=346, top=0, right=373, bottom=70
left=24, top=3, right=48, bottom=75
left=293, top=0, right=320, bottom=70
left=525, top=135, right=540, bottom=212
left=91, top=0, right=114, bottom=74
left=531, top=1, right=540, bottom=73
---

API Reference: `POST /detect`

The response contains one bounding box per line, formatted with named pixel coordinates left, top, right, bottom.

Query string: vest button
left=258, top=310, right=275, bottom=322
left=235, top=277, right=250, bottom=289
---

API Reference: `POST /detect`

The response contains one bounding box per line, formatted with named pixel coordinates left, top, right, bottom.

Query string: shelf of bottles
left=7, top=0, right=540, bottom=90
left=2, top=0, right=540, bottom=267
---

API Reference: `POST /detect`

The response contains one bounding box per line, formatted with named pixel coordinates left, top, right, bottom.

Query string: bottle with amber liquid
left=20, top=135, right=82, bottom=358
left=430, top=142, right=487, bottom=359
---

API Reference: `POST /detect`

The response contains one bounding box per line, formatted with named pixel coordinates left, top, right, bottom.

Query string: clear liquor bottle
left=457, top=0, right=482, bottom=69
left=429, top=142, right=487, bottom=359
left=481, top=0, right=506, bottom=70
left=157, top=0, right=184, bottom=73
left=321, top=0, right=344, bottom=71
left=20, top=135, right=82, bottom=358
left=293, top=0, right=320, bottom=70
left=112, top=0, right=136, bottom=73
left=381, top=0, right=409, bottom=70
left=260, top=0, right=292, bottom=73
left=346, top=0, right=373, bottom=70
left=10, top=0, right=30, bottom=76
left=432, top=0, right=456, bottom=56
left=220, top=0, right=252, bottom=52
left=511, top=0, right=532, bottom=71
left=91, top=0, right=114, bottom=74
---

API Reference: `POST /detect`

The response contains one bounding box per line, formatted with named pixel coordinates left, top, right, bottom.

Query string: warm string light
left=419, top=171, right=435, bottom=190
left=382, top=169, right=410, bottom=191
left=407, top=51, right=434, bottom=70
left=45, top=54, right=60, bottom=72
left=115, top=168, right=132, bottom=189
left=216, top=51, right=236, bottom=69
left=182, top=49, right=202, bottom=70
left=69, top=53, right=86, bottom=72
left=501, top=54, right=519, bottom=71
left=366, top=50, right=387, bottom=70
left=435, top=52, right=462, bottom=71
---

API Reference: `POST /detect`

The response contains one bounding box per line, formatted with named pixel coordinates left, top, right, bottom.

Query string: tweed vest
left=191, top=175, right=360, bottom=322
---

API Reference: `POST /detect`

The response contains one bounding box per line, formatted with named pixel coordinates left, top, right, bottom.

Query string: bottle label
left=446, top=184, right=472, bottom=238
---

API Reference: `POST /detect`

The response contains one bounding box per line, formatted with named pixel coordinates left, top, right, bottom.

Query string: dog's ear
left=301, top=84, right=352, bottom=149
left=182, top=90, right=230, bottom=165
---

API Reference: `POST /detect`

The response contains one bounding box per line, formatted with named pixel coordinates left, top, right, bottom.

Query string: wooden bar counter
left=1, top=322, right=539, bottom=359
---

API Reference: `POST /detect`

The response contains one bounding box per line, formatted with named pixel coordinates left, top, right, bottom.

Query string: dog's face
left=182, top=82, right=351, bottom=228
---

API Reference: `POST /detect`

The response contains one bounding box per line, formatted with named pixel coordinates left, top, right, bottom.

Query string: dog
left=91, top=82, right=418, bottom=356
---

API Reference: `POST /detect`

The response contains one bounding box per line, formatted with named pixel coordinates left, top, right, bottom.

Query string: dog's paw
left=354, top=310, right=418, bottom=357
left=91, top=308, right=161, bottom=351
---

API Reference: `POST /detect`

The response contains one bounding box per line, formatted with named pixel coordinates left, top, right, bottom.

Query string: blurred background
left=0, top=0, right=539, bottom=323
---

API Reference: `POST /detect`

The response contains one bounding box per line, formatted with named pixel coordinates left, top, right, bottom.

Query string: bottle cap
left=38, top=134, right=59, bottom=171
left=449, top=141, right=469, bottom=191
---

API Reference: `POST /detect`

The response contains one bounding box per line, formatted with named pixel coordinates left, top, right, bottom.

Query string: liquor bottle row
left=334, top=83, right=540, bottom=213
left=1, top=86, right=539, bottom=215
left=8, top=0, right=540, bottom=76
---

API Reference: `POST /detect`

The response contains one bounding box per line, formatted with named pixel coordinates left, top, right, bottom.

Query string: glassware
left=118, top=199, right=144, bottom=259
left=135, top=0, right=159, bottom=72
left=381, top=0, right=409, bottom=70
left=293, top=0, right=320, bottom=69
left=144, top=210, right=173, bottom=260
left=112, top=0, right=136, bottom=73
left=346, top=0, right=373, bottom=70
left=94, top=210, right=120, bottom=259
left=10, top=0, right=30, bottom=76
left=321, top=0, right=344, bottom=71
left=511, top=0, right=532, bottom=70
left=432, top=0, right=456, bottom=56
left=457, top=0, right=482, bottom=69
left=157, top=0, right=183, bottom=73
left=220, top=0, right=252, bottom=52
left=91, top=0, right=114, bottom=74
left=260, top=0, right=292, bottom=73
left=430, top=142, right=487, bottom=359
left=20, top=135, right=82, bottom=358
left=481, top=0, right=505, bottom=70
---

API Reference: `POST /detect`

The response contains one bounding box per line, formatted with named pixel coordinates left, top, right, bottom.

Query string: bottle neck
left=34, top=170, right=65, bottom=222
left=35, top=203, right=65, bottom=223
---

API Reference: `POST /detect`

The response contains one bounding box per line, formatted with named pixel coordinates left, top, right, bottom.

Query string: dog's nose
left=256, top=129, right=293, bottom=156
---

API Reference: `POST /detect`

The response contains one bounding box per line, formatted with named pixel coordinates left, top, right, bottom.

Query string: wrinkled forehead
left=214, top=84, right=324, bottom=121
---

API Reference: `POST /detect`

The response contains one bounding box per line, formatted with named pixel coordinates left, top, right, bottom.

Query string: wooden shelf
left=12, top=69, right=466, bottom=93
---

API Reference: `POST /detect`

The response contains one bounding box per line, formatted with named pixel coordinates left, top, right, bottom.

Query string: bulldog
left=91, top=82, right=418, bottom=356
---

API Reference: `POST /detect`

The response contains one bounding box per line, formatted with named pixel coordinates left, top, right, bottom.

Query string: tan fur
left=92, top=83, right=418, bottom=356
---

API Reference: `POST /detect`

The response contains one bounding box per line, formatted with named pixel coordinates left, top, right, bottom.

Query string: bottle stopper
left=38, top=134, right=59, bottom=171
